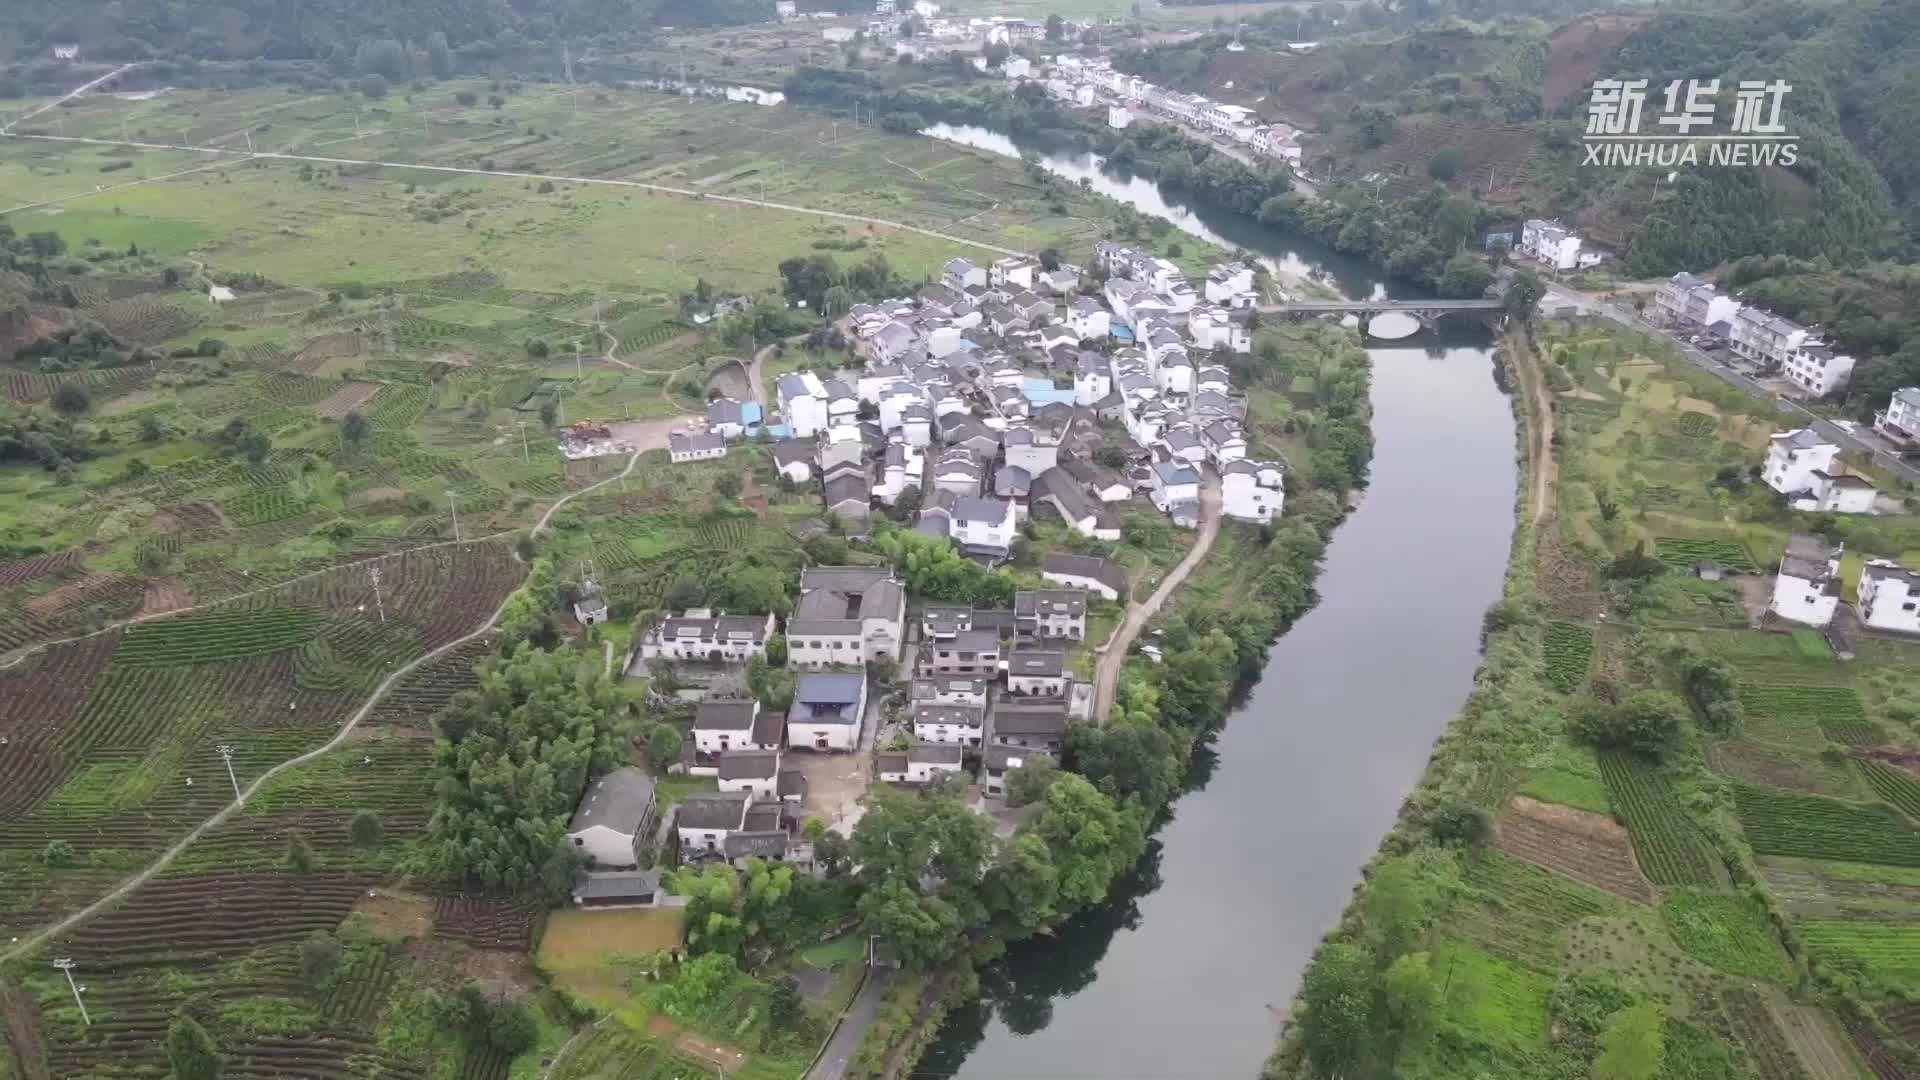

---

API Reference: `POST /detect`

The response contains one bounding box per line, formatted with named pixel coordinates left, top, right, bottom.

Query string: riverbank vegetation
left=1271, top=317, right=1920, bottom=1080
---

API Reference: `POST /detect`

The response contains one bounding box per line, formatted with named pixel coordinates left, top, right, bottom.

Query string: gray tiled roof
left=677, top=791, right=751, bottom=831
left=718, top=749, right=781, bottom=780
left=568, top=767, right=656, bottom=834
left=695, top=699, right=758, bottom=732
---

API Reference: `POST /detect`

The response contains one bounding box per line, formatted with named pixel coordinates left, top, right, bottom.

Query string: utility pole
left=52, top=960, right=89, bottom=1025
left=215, top=744, right=240, bottom=802
left=574, top=340, right=584, bottom=383
left=244, top=130, right=254, bottom=154
left=369, top=566, right=387, bottom=624
left=447, top=490, right=462, bottom=543
left=517, top=420, right=531, bottom=464
left=564, top=41, right=580, bottom=118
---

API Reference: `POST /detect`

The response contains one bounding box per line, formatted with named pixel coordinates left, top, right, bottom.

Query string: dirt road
left=1506, top=326, right=1555, bottom=524
left=1090, top=471, right=1222, bottom=722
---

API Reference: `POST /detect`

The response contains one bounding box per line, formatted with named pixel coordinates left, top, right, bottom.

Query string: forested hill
left=0, top=0, right=771, bottom=64
left=1117, top=0, right=1920, bottom=275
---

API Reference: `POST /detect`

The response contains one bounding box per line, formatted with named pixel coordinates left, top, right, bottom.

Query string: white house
left=692, top=698, right=784, bottom=755
left=1782, top=345, right=1856, bottom=398
left=668, top=431, right=728, bottom=463
left=772, top=440, right=815, bottom=483
left=1004, top=56, right=1033, bottom=80
left=1005, top=648, right=1068, bottom=697
left=676, top=792, right=752, bottom=855
left=1797, top=471, right=1877, bottom=515
left=1875, top=387, right=1920, bottom=447
left=1769, top=533, right=1843, bottom=627
left=787, top=671, right=868, bottom=752
left=208, top=284, right=236, bottom=303
left=567, top=767, right=658, bottom=869
left=913, top=703, right=986, bottom=747
left=1003, top=425, right=1062, bottom=477
left=788, top=567, right=904, bottom=668
left=775, top=0, right=797, bottom=16
left=1222, top=459, right=1284, bottom=523
left=777, top=371, right=830, bottom=438
left=990, top=698, right=1068, bottom=751
left=52, top=44, right=80, bottom=61
left=1204, top=263, right=1254, bottom=304
left=1520, top=219, right=1583, bottom=271
left=718, top=748, right=784, bottom=800
left=1857, top=560, right=1920, bottom=634
left=573, top=580, right=609, bottom=627
left=1731, top=308, right=1820, bottom=369
left=640, top=610, right=777, bottom=664
left=878, top=742, right=966, bottom=784
left=912, top=676, right=989, bottom=708
left=991, top=257, right=1039, bottom=291
left=944, top=257, right=987, bottom=291
left=1069, top=298, right=1111, bottom=341
left=1763, top=429, right=1842, bottom=496
left=1073, top=352, right=1113, bottom=406
left=1652, top=272, right=1742, bottom=331
left=822, top=26, right=856, bottom=42
left=1202, top=419, right=1246, bottom=465
left=1015, top=589, right=1087, bottom=640
left=1108, top=105, right=1133, bottom=129
left=949, top=495, right=1016, bottom=558
left=1150, top=460, right=1200, bottom=511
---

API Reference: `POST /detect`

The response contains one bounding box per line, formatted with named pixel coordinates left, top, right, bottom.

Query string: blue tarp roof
left=1022, top=377, right=1075, bottom=405
left=741, top=401, right=764, bottom=426
left=763, top=423, right=792, bottom=439
left=1110, top=325, right=1135, bottom=341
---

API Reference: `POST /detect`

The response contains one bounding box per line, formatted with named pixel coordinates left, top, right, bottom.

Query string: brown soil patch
left=26, top=572, right=131, bottom=616
left=139, top=578, right=192, bottom=617
left=312, top=380, right=384, bottom=419
left=1496, top=796, right=1656, bottom=903
left=463, top=948, right=539, bottom=999
left=646, top=1015, right=749, bottom=1075
left=0, top=989, right=49, bottom=1080
left=353, top=887, right=435, bottom=941
left=1536, top=516, right=1603, bottom=620
left=291, top=331, right=364, bottom=373
left=348, top=486, right=408, bottom=508
left=1558, top=386, right=1608, bottom=402
left=1766, top=997, right=1865, bottom=1080
left=1755, top=860, right=1920, bottom=915
left=1545, top=14, right=1652, bottom=109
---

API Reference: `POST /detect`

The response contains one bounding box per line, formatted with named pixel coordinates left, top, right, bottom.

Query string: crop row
left=1655, top=537, right=1762, bottom=574
left=1799, top=921, right=1920, bottom=996
left=1719, top=988, right=1811, bottom=1080
left=1855, top=760, right=1920, bottom=822
left=225, top=486, right=312, bottom=527
left=1450, top=850, right=1617, bottom=970
left=0, top=547, right=80, bottom=587
left=368, top=384, right=431, bottom=428
left=259, top=373, right=338, bottom=406
left=0, top=633, right=121, bottom=815
left=1541, top=622, right=1594, bottom=692
left=116, top=607, right=318, bottom=667
left=1739, top=684, right=1867, bottom=721
left=1597, top=751, right=1723, bottom=887
left=1822, top=719, right=1885, bottom=747
left=553, top=1026, right=714, bottom=1080
left=1732, top=784, right=1920, bottom=867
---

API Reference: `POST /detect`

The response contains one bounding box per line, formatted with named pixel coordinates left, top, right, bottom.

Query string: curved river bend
left=915, top=124, right=1520, bottom=1079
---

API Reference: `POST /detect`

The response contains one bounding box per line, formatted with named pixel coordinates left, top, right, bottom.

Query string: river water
left=917, top=124, right=1520, bottom=1079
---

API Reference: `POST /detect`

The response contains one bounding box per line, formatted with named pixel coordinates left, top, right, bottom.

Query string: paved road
left=4, top=131, right=1031, bottom=259
left=1090, top=470, right=1223, bottom=722
left=0, top=447, right=655, bottom=962
left=1541, top=283, right=1920, bottom=487
left=808, top=967, right=893, bottom=1080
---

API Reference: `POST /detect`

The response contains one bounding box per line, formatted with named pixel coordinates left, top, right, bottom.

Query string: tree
left=51, top=382, right=91, bottom=417
left=359, top=74, right=389, bottom=100
left=1382, top=951, right=1440, bottom=1061
left=1505, top=269, right=1546, bottom=323
left=425, top=646, right=623, bottom=897
left=27, top=231, right=66, bottom=257
left=285, top=831, right=317, bottom=873
left=426, top=32, right=454, bottom=79
left=715, top=472, right=743, bottom=499
left=988, top=831, right=1060, bottom=933
left=349, top=809, right=383, bottom=847
left=1031, top=774, right=1146, bottom=911
left=647, top=722, right=683, bottom=765
left=1426, top=146, right=1462, bottom=181
left=1093, top=445, right=1129, bottom=469
left=1069, top=719, right=1180, bottom=810
left=167, top=1014, right=223, bottom=1080
left=1045, top=13, right=1066, bottom=40
left=1594, top=1004, right=1665, bottom=1080
left=1004, top=753, right=1060, bottom=808
left=1296, top=942, right=1375, bottom=1079
left=298, top=930, right=342, bottom=984
left=1572, top=691, right=1686, bottom=759
left=341, top=410, right=370, bottom=446
left=1437, top=250, right=1492, bottom=299
left=41, top=839, right=76, bottom=866
left=489, top=999, right=538, bottom=1055
left=665, top=575, right=705, bottom=610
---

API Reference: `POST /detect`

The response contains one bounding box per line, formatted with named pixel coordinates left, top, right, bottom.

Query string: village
left=556, top=240, right=1284, bottom=909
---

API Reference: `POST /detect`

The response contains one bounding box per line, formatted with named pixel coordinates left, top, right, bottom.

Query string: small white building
left=1222, top=459, right=1284, bottom=523
left=771, top=439, right=815, bottom=484
left=668, top=431, right=728, bottom=463
left=949, top=495, right=1016, bottom=558
left=640, top=610, right=777, bottom=664
left=1005, top=648, right=1068, bottom=697
left=788, top=671, right=869, bottom=752
left=572, top=579, right=610, bottom=627
left=718, top=749, right=784, bottom=800
left=1796, top=471, right=1877, bottom=515
left=1782, top=344, right=1856, bottom=398
left=208, top=284, right=236, bottom=303
left=822, top=26, right=856, bottom=42
left=1769, top=533, right=1842, bottom=627
left=1763, top=429, right=1841, bottom=496
left=777, top=371, right=830, bottom=438
left=1520, top=219, right=1584, bottom=272
left=1041, top=553, right=1127, bottom=602
left=913, top=702, right=985, bottom=746
left=567, top=767, right=658, bottom=869
left=1069, top=298, right=1111, bottom=341
left=692, top=698, right=784, bottom=756
left=676, top=792, right=752, bottom=855
left=1015, top=589, right=1087, bottom=640
left=878, top=742, right=966, bottom=784
left=1108, top=105, right=1133, bottom=129
left=1004, top=56, right=1033, bottom=80
left=991, top=256, right=1040, bottom=291
left=1874, top=387, right=1920, bottom=447
left=1857, top=559, right=1920, bottom=634
left=1149, top=460, right=1200, bottom=512
left=1204, top=263, right=1254, bottom=304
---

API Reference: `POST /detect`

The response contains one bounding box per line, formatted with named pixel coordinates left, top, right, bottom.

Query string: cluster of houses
left=1516, top=219, right=1610, bottom=273
left=563, top=548, right=1143, bottom=906
left=1652, top=272, right=1859, bottom=398
left=1769, top=533, right=1920, bottom=635
left=734, top=246, right=1283, bottom=544
left=1761, top=428, right=1880, bottom=514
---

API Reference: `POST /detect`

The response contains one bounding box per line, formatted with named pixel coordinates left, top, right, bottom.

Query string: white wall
left=1764, top=442, right=1840, bottom=494
left=907, top=760, right=964, bottom=783
left=790, top=721, right=861, bottom=752
left=718, top=775, right=778, bottom=799
left=569, top=824, right=636, bottom=867
left=678, top=826, right=733, bottom=853
left=1769, top=573, right=1838, bottom=627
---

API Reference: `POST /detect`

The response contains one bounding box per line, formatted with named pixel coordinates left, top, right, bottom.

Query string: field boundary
left=0, top=448, right=644, bottom=963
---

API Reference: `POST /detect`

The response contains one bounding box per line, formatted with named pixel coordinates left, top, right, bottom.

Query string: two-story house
left=949, top=495, right=1016, bottom=560
left=1762, top=429, right=1841, bottom=496
left=1014, top=590, right=1088, bottom=641
left=787, top=567, right=906, bottom=667
left=1041, top=553, right=1127, bottom=602
left=787, top=672, right=868, bottom=752
left=877, top=742, right=967, bottom=785
left=1874, top=387, right=1920, bottom=447
left=676, top=791, right=753, bottom=855
left=639, top=610, right=777, bottom=664
left=1005, top=647, right=1068, bottom=697
left=990, top=698, right=1068, bottom=751
left=920, top=629, right=1003, bottom=678
left=1769, top=533, right=1843, bottom=627
left=567, top=767, right=658, bottom=870
left=1222, top=459, right=1284, bottom=523
left=982, top=744, right=1053, bottom=799
left=691, top=698, right=784, bottom=755
left=1857, top=559, right=1920, bottom=634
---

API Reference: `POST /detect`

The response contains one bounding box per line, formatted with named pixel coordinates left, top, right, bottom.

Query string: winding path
left=1090, top=470, right=1223, bottom=722
left=0, top=447, right=652, bottom=963
left=2, top=131, right=1032, bottom=259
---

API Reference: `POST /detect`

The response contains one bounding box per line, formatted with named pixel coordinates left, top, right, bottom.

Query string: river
left=916, top=124, right=1520, bottom=1078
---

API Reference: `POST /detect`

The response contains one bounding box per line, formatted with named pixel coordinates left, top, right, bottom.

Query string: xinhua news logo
left=1583, top=78, right=1797, bottom=168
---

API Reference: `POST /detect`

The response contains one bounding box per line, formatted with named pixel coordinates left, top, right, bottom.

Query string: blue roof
left=741, top=401, right=763, bottom=426
left=1110, top=326, right=1135, bottom=341
left=763, top=424, right=792, bottom=439
left=951, top=338, right=979, bottom=353
left=1022, top=379, right=1075, bottom=405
